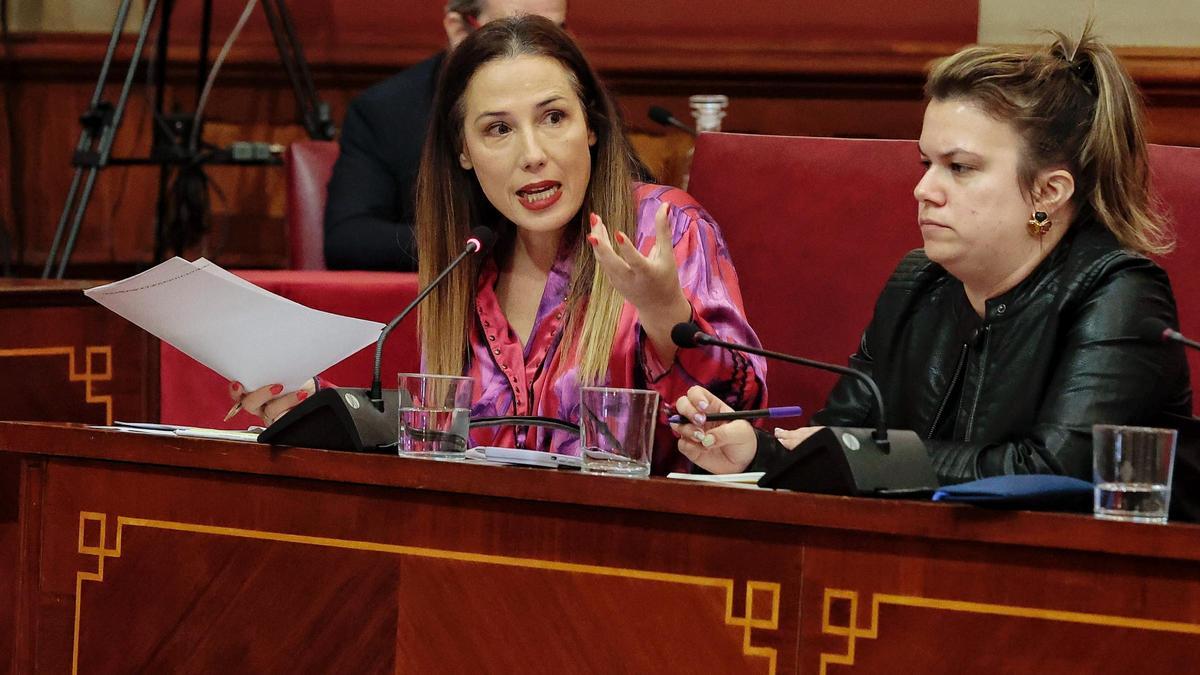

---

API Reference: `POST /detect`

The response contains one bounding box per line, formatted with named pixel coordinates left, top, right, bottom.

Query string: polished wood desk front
left=1, top=422, right=1199, bottom=674
left=0, top=281, right=156, bottom=426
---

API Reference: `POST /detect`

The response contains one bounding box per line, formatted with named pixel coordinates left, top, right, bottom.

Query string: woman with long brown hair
left=235, top=16, right=766, bottom=473
left=673, top=26, right=1191, bottom=482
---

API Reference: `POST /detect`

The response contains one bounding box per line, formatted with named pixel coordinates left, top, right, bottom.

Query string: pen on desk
left=223, top=402, right=242, bottom=422
left=667, top=405, right=803, bottom=425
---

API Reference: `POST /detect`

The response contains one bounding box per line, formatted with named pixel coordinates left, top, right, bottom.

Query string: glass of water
left=397, top=373, right=473, bottom=459
left=579, top=387, right=659, bottom=478
left=1093, top=424, right=1178, bottom=524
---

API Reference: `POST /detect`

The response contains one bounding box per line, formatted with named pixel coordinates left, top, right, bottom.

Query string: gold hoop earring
left=1027, top=211, right=1052, bottom=237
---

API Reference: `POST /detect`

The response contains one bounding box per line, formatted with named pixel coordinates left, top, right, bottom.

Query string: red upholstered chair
left=284, top=140, right=339, bottom=270
left=160, top=270, right=421, bottom=429
left=689, top=133, right=924, bottom=420
left=1148, top=144, right=1200, bottom=393
left=689, top=132, right=1199, bottom=420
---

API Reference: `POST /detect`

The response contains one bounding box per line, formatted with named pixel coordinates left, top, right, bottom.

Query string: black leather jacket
left=754, top=220, right=1192, bottom=484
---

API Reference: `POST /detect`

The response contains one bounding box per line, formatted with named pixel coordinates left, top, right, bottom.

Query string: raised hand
left=588, top=203, right=692, bottom=361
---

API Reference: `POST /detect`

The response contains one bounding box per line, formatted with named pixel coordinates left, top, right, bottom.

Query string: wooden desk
left=2, top=422, right=1199, bottom=673
left=0, top=281, right=156, bottom=426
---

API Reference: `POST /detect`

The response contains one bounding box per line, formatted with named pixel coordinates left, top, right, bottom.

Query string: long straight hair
left=415, top=16, right=649, bottom=382
left=925, top=24, right=1171, bottom=255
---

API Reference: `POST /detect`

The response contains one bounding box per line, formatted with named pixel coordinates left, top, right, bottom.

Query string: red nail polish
left=587, top=234, right=599, bottom=246
left=589, top=212, right=600, bottom=228
left=231, top=382, right=241, bottom=392
left=296, top=390, right=309, bottom=402
left=615, top=232, right=626, bottom=245
left=270, top=384, right=284, bottom=395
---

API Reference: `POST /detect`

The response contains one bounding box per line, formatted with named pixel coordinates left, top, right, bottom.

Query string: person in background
left=236, top=16, right=766, bottom=474
left=324, top=0, right=568, bottom=270
left=672, top=26, right=1191, bottom=482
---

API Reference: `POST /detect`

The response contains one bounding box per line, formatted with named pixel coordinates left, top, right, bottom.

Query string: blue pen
left=667, top=405, right=803, bottom=425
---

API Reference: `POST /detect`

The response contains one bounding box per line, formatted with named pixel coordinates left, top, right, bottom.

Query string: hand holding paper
left=85, top=258, right=385, bottom=392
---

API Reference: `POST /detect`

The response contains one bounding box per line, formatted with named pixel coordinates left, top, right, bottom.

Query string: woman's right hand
left=669, top=385, right=759, bottom=474
left=227, top=379, right=314, bottom=426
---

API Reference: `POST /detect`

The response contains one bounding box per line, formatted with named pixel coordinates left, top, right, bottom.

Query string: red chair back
left=689, top=132, right=924, bottom=418
left=285, top=141, right=339, bottom=270
left=1149, top=143, right=1200, bottom=393
left=690, top=132, right=1199, bottom=419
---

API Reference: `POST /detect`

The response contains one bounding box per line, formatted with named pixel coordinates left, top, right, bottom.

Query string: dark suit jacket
left=323, top=52, right=445, bottom=270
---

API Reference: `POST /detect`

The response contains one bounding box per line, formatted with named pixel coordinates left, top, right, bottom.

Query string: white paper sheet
left=85, top=257, right=385, bottom=391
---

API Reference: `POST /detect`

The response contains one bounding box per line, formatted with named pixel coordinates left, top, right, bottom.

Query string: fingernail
left=270, top=384, right=284, bottom=395
left=615, top=232, right=627, bottom=245
left=697, top=400, right=709, bottom=411
left=701, top=434, right=716, bottom=448
left=692, top=413, right=706, bottom=425
left=692, top=430, right=706, bottom=442
left=589, top=212, right=600, bottom=228
left=774, top=427, right=784, bottom=436
left=231, top=382, right=241, bottom=392
left=296, top=390, right=309, bottom=402
left=587, top=234, right=599, bottom=246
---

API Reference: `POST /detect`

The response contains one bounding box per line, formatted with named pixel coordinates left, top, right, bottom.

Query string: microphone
left=671, top=322, right=937, bottom=496
left=1138, top=317, right=1200, bottom=351
left=257, top=227, right=497, bottom=453
left=648, top=106, right=697, bottom=137
left=368, top=227, right=496, bottom=409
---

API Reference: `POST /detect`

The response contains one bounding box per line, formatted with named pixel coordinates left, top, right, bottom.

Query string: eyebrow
left=918, top=146, right=983, bottom=160
left=474, top=96, right=568, bottom=124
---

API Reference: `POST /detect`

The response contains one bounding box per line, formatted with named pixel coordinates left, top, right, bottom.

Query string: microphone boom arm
left=368, top=233, right=490, bottom=408
left=693, top=332, right=891, bottom=450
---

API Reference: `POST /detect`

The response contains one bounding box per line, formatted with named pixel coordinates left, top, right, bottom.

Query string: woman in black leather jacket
left=670, top=28, right=1193, bottom=484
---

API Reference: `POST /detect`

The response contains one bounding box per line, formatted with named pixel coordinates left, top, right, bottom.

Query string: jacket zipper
left=926, top=342, right=969, bottom=438
left=921, top=341, right=969, bottom=437
left=963, top=325, right=991, bottom=441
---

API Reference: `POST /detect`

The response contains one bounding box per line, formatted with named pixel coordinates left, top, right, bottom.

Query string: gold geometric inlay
left=819, top=586, right=1200, bottom=674
left=74, top=512, right=780, bottom=675
left=0, top=346, right=113, bottom=424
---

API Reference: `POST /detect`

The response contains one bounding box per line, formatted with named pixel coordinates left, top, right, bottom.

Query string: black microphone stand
left=43, top=0, right=335, bottom=279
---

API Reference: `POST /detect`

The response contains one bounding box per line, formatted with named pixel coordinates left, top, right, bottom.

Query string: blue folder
left=932, top=475, right=1093, bottom=512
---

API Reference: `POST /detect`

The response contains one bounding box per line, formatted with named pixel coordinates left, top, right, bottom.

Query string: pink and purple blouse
left=467, top=183, right=767, bottom=474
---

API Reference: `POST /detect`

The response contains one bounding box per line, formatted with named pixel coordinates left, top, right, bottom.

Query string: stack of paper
left=85, top=257, right=385, bottom=391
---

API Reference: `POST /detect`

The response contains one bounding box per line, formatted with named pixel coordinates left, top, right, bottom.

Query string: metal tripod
left=42, top=0, right=335, bottom=279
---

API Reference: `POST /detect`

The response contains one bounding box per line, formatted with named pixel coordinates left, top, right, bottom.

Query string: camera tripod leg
left=46, top=0, right=164, bottom=278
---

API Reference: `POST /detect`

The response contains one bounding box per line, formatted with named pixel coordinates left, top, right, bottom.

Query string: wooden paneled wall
left=1, top=0, right=1198, bottom=274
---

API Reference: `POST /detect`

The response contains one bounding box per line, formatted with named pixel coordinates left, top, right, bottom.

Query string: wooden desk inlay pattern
left=0, top=281, right=156, bottom=426
left=0, top=347, right=113, bottom=425
left=3, top=423, right=1200, bottom=673
left=72, top=512, right=781, bottom=675
left=818, top=588, right=1200, bottom=674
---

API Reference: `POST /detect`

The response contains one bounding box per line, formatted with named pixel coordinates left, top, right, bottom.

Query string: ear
left=1032, top=168, right=1076, bottom=215
left=459, top=146, right=474, bottom=171
left=587, top=127, right=597, bottom=147
left=443, top=12, right=471, bottom=49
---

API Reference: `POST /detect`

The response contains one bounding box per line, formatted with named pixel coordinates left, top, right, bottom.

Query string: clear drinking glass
left=397, top=373, right=472, bottom=459
left=1093, top=424, right=1177, bottom=524
left=579, top=387, right=659, bottom=478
